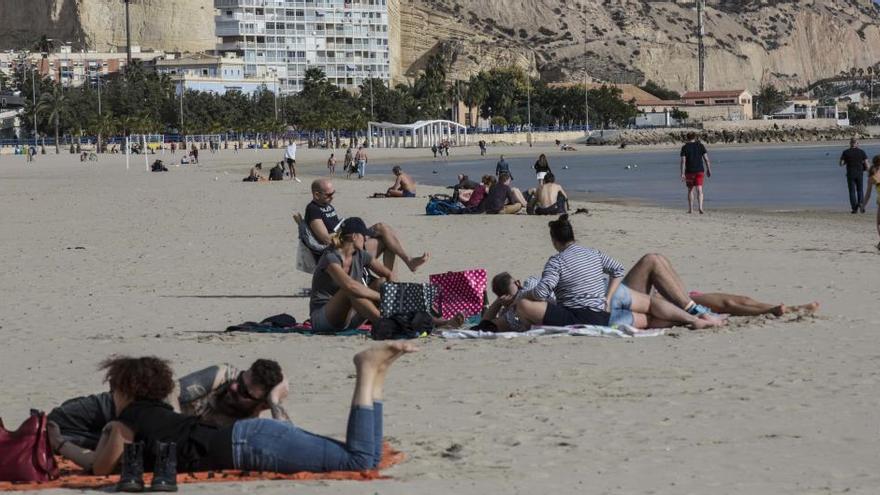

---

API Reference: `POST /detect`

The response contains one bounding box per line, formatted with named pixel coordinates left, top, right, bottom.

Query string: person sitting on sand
left=49, top=345, right=418, bottom=477
left=482, top=172, right=527, bottom=214
left=528, top=172, right=569, bottom=215
left=244, top=163, right=265, bottom=182
left=268, top=162, right=285, bottom=181
left=514, top=215, right=726, bottom=330
left=462, top=175, right=493, bottom=210
left=299, top=179, right=429, bottom=272
left=860, top=157, right=880, bottom=250
left=385, top=166, right=417, bottom=197
left=48, top=359, right=288, bottom=451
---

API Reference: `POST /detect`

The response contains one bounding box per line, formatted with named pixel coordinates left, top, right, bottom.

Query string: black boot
left=150, top=442, right=178, bottom=492
left=116, top=442, right=145, bottom=492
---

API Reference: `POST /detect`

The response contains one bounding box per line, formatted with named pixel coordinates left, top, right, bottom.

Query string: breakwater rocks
left=601, top=127, right=869, bottom=146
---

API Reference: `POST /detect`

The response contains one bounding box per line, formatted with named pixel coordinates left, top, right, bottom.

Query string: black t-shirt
left=268, top=164, right=284, bottom=181
left=304, top=200, right=341, bottom=234
left=483, top=183, right=517, bottom=214
left=680, top=142, right=708, bottom=173
left=117, top=401, right=232, bottom=472
left=840, top=147, right=868, bottom=177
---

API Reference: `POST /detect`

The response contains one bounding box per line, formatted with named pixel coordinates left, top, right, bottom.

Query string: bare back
left=537, top=183, right=563, bottom=207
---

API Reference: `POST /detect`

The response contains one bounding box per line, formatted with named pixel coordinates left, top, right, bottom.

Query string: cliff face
left=398, top=0, right=880, bottom=91
left=0, top=0, right=216, bottom=53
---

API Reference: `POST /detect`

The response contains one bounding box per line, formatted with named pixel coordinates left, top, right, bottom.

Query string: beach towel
left=0, top=443, right=403, bottom=492
left=225, top=314, right=371, bottom=336
left=441, top=325, right=665, bottom=339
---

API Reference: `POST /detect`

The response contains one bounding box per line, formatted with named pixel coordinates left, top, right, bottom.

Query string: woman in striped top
left=516, top=215, right=726, bottom=330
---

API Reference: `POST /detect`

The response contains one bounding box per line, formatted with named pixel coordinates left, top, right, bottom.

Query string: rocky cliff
left=0, top=0, right=216, bottom=53
left=398, top=0, right=880, bottom=92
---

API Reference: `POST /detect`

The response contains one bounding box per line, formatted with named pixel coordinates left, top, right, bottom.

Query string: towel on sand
left=226, top=313, right=370, bottom=336
left=0, top=443, right=403, bottom=492
left=441, top=324, right=665, bottom=339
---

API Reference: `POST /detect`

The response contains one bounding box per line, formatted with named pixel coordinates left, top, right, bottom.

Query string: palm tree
left=88, top=112, right=116, bottom=153
left=36, top=84, right=67, bottom=154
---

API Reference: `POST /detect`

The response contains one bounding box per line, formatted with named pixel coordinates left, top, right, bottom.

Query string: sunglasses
left=236, top=373, right=263, bottom=403
left=322, top=190, right=336, bottom=197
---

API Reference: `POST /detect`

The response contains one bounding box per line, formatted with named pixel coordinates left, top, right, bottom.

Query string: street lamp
left=488, top=106, right=492, bottom=132
left=124, top=0, right=133, bottom=66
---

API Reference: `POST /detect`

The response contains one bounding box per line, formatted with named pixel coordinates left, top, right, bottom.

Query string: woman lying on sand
left=49, top=343, right=418, bottom=477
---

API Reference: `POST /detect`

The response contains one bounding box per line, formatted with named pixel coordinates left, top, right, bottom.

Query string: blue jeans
left=232, top=402, right=383, bottom=473
left=847, top=175, right=864, bottom=211
left=608, top=284, right=635, bottom=327
left=357, top=159, right=366, bottom=178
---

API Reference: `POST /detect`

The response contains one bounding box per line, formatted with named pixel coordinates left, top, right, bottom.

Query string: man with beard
left=47, top=359, right=287, bottom=450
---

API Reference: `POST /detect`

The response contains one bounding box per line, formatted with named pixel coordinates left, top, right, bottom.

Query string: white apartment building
left=214, top=0, right=392, bottom=93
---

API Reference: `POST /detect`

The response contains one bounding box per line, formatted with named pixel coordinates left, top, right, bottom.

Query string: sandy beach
left=1, top=146, right=878, bottom=494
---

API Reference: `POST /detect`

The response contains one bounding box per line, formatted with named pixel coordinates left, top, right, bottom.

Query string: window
left=694, top=100, right=705, bottom=105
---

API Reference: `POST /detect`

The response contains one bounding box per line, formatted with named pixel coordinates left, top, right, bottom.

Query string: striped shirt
left=529, top=244, right=626, bottom=311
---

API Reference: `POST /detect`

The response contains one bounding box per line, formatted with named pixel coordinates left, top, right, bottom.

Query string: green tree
left=670, top=108, right=689, bottom=122
left=755, top=84, right=787, bottom=116
left=587, top=85, right=638, bottom=128
left=36, top=83, right=67, bottom=153
left=639, top=80, right=680, bottom=101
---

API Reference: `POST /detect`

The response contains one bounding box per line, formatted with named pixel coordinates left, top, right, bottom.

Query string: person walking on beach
left=680, top=132, right=712, bottom=214
left=355, top=146, right=368, bottom=179
left=840, top=137, right=869, bottom=213
left=327, top=153, right=336, bottom=176
left=534, top=154, right=551, bottom=184
left=284, top=141, right=302, bottom=182
left=860, top=156, right=880, bottom=250
left=496, top=155, right=512, bottom=180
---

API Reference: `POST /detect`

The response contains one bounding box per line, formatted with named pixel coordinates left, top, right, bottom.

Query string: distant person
left=860, top=156, right=880, bottom=250
left=268, top=162, right=285, bottom=181
left=327, top=153, right=336, bottom=176
left=680, top=132, right=712, bottom=214
left=840, top=137, right=869, bottom=213
left=355, top=146, right=368, bottom=179
left=344, top=147, right=355, bottom=178
left=483, top=172, right=527, bottom=214
left=284, top=142, right=302, bottom=182
left=385, top=166, right=417, bottom=197
left=495, top=155, right=512, bottom=180
left=479, top=140, right=487, bottom=156
left=244, top=163, right=265, bottom=182
left=431, top=144, right=438, bottom=158
left=190, top=144, right=199, bottom=164
left=534, top=154, right=551, bottom=184
left=529, top=172, right=569, bottom=215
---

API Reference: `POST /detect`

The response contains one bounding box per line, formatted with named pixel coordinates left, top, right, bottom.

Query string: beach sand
left=1, top=147, right=878, bottom=494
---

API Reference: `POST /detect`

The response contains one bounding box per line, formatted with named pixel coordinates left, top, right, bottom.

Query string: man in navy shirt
left=839, top=138, right=869, bottom=213
left=679, top=132, right=712, bottom=214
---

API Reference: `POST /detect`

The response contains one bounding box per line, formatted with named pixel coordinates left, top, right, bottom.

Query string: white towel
left=440, top=325, right=665, bottom=339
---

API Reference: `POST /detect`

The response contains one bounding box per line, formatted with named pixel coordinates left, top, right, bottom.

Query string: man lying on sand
left=48, top=359, right=288, bottom=450
left=49, top=344, right=417, bottom=479
left=373, top=166, right=417, bottom=198
left=299, top=179, right=429, bottom=273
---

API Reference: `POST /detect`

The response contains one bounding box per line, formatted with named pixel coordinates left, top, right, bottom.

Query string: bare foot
left=794, top=301, right=820, bottom=314
left=354, top=342, right=419, bottom=374
left=698, top=209, right=704, bottom=214
left=406, top=253, right=431, bottom=272
left=771, top=304, right=786, bottom=317
left=691, top=313, right=727, bottom=330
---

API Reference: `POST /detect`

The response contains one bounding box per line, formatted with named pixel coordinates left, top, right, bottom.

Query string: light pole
left=527, top=72, right=532, bottom=146
left=31, top=61, right=38, bottom=147
left=488, top=106, right=492, bottom=132
left=124, top=0, right=133, bottom=66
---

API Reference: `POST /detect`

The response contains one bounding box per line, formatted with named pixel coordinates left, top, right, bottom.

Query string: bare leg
left=693, top=293, right=819, bottom=317
left=629, top=291, right=725, bottom=330
left=352, top=343, right=419, bottom=407
left=622, top=253, right=693, bottom=309
left=367, top=223, right=429, bottom=273
left=687, top=187, right=694, bottom=213
left=515, top=299, right=548, bottom=327
left=322, top=285, right=382, bottom=328
left=510, top=187, right=528, bottom=206
left=696, top=186, right=704, bottom=214
left=385, top=188, right=404, bottom=197
left=501, top=203, right=523, bottom=214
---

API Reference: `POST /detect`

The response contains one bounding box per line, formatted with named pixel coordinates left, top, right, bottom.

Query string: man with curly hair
left=48, top=359, right=287, bottom=450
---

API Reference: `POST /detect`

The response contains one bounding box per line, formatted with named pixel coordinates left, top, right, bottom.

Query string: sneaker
left=294, top=177, right=302, bottom=183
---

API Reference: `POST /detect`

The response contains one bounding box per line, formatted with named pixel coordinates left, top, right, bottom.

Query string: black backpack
left=372, top=311, right=434, bottom=340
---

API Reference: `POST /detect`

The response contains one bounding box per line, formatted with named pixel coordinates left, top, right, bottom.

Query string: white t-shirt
left=284, top=143, right=297, bottom=160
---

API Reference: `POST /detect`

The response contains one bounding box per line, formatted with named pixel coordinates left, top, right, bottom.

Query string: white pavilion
left=367, top=120, right=468, bottom=148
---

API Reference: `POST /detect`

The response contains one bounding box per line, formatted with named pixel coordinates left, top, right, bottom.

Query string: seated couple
left=481, top=215, right=819, bottom=331
left=525, top=172, right=569, bottom=216
left=308, top=216, right=463, bottom=333
left=454, top=172, right=527, bottom=214
left=298, top=179, right=429, bottom=274
left=48, top=344, right=417, bottom=477
left=372, top=166, right=417, bottom=198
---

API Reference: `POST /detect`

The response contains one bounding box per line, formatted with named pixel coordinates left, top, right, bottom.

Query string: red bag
left=0, top=410, right=60, bottom=482
left=429, top=269, right=488, bottom=320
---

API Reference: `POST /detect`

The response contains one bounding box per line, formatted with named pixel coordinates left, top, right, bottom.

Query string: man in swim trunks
left=529, top=172, right=569, bottom=215
left=680, top=132, right=712, bottom=214
left=386, top=166, right=417, bottom=197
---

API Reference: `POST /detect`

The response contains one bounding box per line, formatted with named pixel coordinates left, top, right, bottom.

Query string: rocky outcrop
left=399, top=0, right=880, bottom=92
left=0, top=0, right=216, bottom=53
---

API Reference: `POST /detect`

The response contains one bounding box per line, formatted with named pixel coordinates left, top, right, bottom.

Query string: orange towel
left=0, top=443, right=403, bottom=491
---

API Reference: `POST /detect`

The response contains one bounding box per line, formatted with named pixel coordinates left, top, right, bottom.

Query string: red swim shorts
left=685, top=172, right=704, bottom=187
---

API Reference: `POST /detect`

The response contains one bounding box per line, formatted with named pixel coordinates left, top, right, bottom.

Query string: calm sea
left=405, top=142, right=877, bottom=211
